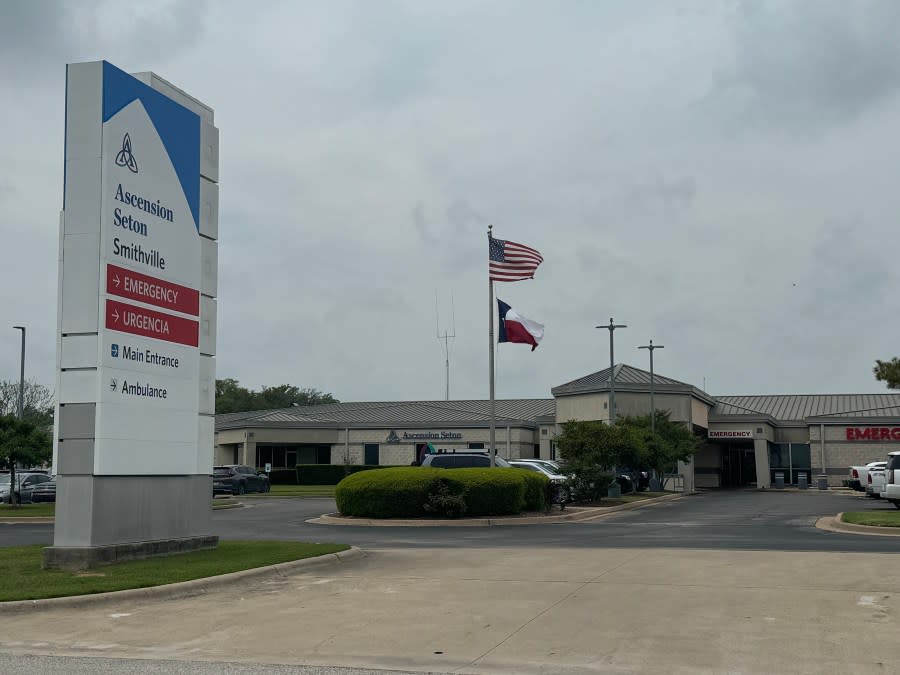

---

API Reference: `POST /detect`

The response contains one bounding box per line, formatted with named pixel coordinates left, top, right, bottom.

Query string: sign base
left=43, top=535, right=219, bottom=570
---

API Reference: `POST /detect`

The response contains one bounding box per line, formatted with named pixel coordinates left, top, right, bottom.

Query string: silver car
left=0, top=472, right=52, bottom=504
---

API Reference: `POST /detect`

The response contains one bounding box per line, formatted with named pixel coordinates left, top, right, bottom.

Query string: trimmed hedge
left=515, top=469, right=550, bottom=511
left=442, top=468, right=525, bottom=516
left=336, top=467, right=442, bottom=518
left=296, top=464, right=386, bottom=485
left=335, top=466, right=548, bottom=518
left=266, top=468, right=298, bottom=485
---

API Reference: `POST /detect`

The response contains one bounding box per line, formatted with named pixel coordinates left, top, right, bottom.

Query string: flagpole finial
left=488, top=224, right=493, bottom=238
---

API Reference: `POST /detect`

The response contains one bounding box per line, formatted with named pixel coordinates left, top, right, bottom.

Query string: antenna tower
left=435, top=293, right=456, bottom=400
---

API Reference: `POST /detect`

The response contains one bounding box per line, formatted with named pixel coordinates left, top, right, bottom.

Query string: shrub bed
left=296, top=464, right=387, bottom=485
left=515, top=470, right=550, bottom=511
left=335, top=467, right=442, bottom=518
left=266, top=468, right=298, bottom=485
left=335, top=467, right=547, bottom=518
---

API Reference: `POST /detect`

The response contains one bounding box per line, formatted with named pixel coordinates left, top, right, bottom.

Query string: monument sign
left=47, top=61, right=219, bottom=568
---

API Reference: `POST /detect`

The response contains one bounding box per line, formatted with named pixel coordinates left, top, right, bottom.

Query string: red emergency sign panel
left=105, top=299, right=199, bottom=347
left=106, top=263, right=199, bottom=316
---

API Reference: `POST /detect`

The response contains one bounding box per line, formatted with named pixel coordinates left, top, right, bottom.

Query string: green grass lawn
left=244, top=485, right=336, bottom=498
left=0, top=504, right=54, bottom=517
left=0, top=541, right=349, bottom=602
left=841, top=511, right=900, bottom=527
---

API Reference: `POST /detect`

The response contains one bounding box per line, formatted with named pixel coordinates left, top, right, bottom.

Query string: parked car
left=510, top=460, right=570, bottom=503
left=0, top=472, right=52, bottom=504
left=213, top=465, right=270, bottom=495
left=420, top=453, right=511, bottom=468
left=881, top=451, right=900, bottom=509
left=212, top=467, right=237, bottom=496
left=847, top=461, right=884, bottom=491
left=26, top=478, right=56, bottom=503
left=516, top=459, right=564, bottom=474
left=866, top=465, right=887, bottom=498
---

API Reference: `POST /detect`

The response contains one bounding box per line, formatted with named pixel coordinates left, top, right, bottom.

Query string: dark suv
left=213, top=465, right=270, bottom=495
left=420, top=453, right=511, bottom=468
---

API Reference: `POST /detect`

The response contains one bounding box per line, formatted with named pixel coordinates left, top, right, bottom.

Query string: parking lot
left=1, top=489, right=897, bottom=673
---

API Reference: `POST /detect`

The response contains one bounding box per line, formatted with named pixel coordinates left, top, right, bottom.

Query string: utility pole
left=11, top=326, right=25, bottom=506
left=638, top=339, right=664, bottom=432
left=597, top=318, right=626, bottom=422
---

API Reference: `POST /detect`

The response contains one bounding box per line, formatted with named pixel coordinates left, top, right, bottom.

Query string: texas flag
left=498, top=299, right=544, bottom=351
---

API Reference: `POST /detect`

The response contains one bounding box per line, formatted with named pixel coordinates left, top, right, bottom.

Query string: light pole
left=13, top=327, right=25, bottom=419
left=597, top=318, right=626, bottom=422
left=638, top=339, right=664, bottom=432
left=10, top=326, right=25, bottom=506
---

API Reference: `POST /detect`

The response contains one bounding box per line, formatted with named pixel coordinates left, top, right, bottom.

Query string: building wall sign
left=708, top=430, right=753, bottom=439
left=846, top=427, right=900, bottom=441
left=385, top=430, right=463, bottom=443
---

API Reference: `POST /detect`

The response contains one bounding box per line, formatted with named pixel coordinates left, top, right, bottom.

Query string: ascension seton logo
left=385, top=429, right=400, bottom=444
left=115, top=133, right=139, bottom=173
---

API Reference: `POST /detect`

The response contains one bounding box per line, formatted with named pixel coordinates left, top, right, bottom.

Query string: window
left=364, top=444, right=379, bottom=466
left=768, top=442, right=812, bottom=485
left=468, top=442, right=485, bottom=450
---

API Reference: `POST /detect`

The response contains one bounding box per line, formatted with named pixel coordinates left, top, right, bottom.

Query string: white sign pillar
left=46, top=61, right=219, bottom=569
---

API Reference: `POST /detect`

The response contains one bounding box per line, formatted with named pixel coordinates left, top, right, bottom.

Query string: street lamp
left=596, top=318, right=626, bottom=422
left=13, top=326, right=25, bottom=419
left=10, top=326, right=25, bottom=506
left=638, top=339, right=664, bottom=432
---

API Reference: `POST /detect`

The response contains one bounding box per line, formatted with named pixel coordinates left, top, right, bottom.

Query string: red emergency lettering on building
left=845, top=427, right=900, bottom=441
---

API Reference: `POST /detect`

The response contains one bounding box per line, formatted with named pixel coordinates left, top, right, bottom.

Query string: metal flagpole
left=488, top=226, right=496, bottom=467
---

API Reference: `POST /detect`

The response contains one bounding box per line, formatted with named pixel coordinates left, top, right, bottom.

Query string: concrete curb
left=816, top=513, right=900, bottom=537
left=307, top=492, right=688, bottom=527
left=0, top=546, right=364, bottom=613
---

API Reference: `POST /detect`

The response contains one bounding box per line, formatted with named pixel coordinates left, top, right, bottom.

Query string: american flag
left=489, top=236, right=543, bottom=282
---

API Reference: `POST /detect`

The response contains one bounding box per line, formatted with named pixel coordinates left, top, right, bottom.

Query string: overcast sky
left=2, top=0, right=899, bottom=403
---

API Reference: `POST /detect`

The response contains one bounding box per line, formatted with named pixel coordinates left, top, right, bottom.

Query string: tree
left=0, top=380, right=54, bottom=427
left=256, top=385, right=338, bottom=409
left=0, top=415, right=52, bottom=506
left=556, top=420, right=645, bottom=502
left=617, top=411, right=702, bottom=489
left=215, top=378, right=255, bottom=413
left=874, top=358, right=900, bottom=389
left=215, top=379, right=338, bottom=413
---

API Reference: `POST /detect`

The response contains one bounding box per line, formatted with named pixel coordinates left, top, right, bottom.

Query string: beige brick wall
left=325, top=426, right=540, bottom=466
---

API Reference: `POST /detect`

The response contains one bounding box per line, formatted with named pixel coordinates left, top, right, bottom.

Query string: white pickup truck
left=848, top=461, right=884, bottom=492
left=881, top=451, right=900, bottom=509
left=866, top=463, right=887, bottom=497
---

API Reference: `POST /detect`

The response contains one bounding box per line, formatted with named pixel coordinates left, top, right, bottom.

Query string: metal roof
left=712, top=394, right=900, bottom=421
left=551, top=363, right=710, bottom=398
left=216, top=399, right=556, bottom=431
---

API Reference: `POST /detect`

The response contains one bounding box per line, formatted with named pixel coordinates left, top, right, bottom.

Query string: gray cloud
left=3, top=1, right=900, bottom=401
left=719, top=0, right=900, bottom=130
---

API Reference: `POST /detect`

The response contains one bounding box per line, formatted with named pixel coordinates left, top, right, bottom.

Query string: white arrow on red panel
left=112, top=309, right=120, bottom=323
left=114, top=275, right=121, bottom=288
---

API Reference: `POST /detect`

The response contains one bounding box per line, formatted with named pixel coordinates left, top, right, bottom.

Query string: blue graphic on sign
left=101, top=61, right=200, bottom=230
left=111, top=344, right=119, bottom=358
